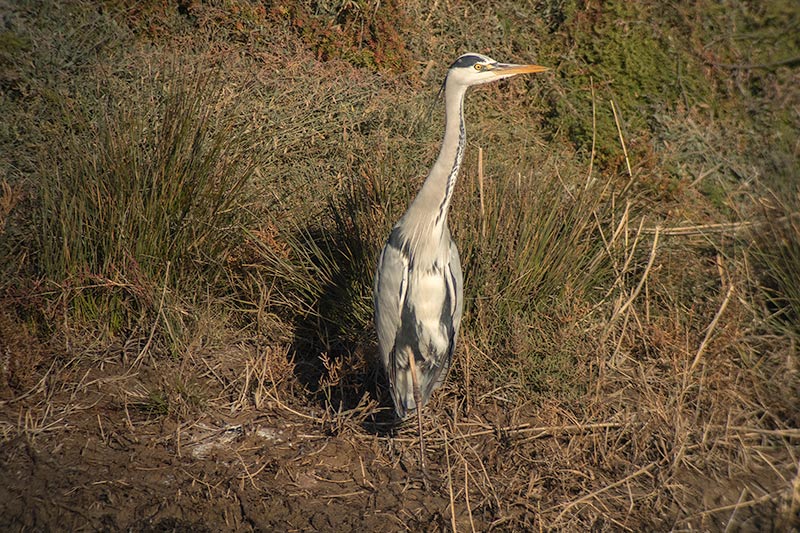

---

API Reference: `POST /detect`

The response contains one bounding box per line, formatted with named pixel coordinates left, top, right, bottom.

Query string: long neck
left=411, top=80, right=467, bottom=224
left=399, top=80, right=467, bottom=260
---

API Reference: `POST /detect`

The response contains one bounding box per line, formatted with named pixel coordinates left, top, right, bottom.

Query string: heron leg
left=406, top=353, right=426, bottom=473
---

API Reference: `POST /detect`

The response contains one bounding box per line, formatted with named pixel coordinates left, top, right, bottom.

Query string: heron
left=373, top=53, right=548, bottom=467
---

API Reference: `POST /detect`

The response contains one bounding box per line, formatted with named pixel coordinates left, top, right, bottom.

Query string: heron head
left=445, top=52, right=548, bottom=88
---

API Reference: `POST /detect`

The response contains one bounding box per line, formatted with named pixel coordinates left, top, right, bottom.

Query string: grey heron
left=373, top=53, right=548, bottom=466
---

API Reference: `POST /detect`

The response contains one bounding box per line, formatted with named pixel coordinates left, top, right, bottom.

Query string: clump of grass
left=750, top=191, right=800, bottom=335
left=241, top=163, right=399, bottom=410
left=35, top=68, right=255, bottom=341
left=453, top=158, right=618, bottom=397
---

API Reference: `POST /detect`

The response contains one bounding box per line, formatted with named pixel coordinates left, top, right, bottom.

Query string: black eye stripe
left=449, top=54, right=485, bottom=69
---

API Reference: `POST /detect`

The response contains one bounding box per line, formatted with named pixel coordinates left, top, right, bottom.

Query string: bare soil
left=1, top=349, right=796, bottom=532
left=0, top=358, right=462, bottom=532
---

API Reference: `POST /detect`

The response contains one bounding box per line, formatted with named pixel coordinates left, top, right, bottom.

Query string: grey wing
left=373, top=235, right=408, bottom=376
left=448, top=238, right=464, bottom=344
left=430, top=237, right=463, bottom=391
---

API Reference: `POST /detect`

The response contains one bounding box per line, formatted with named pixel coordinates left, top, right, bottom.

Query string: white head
left=444, top=52, right=548, bottom=89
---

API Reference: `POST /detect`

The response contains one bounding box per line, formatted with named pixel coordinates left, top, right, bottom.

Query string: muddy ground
left=1, top=352, right=795, bottom=532
left=1, top=368, right=443, bottom=531
left=0, top=351, right=526, bottom=532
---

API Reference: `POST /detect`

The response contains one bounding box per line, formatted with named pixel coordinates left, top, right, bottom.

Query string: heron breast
left=406, top=269, right=450, bottom=356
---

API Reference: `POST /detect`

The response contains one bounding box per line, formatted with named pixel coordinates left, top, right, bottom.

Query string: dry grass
left=0, top=0, right=798, bottom=530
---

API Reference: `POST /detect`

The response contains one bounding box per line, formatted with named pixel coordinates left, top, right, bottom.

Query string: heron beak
left=493, top=63, right=549, bottom=76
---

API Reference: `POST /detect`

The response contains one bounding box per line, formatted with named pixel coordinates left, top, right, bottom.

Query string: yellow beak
left=494, top=63, right=550, bottom=75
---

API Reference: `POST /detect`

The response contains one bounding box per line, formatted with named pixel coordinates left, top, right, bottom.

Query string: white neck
left=397, top=79, right=468, bottom=265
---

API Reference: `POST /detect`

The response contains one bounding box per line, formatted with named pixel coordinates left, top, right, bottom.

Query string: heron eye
left=474, top=64, right=483, bottom=71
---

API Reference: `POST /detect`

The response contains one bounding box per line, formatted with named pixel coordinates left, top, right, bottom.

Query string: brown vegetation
left=1, top=0, right=798, bottom=530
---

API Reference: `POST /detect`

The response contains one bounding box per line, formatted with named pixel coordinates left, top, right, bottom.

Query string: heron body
left=374, top=53, right=548, bottom=424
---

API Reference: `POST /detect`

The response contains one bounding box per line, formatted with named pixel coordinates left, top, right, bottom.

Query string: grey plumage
left=373, top=53, right=548, bottom=426
left=374, top=226, right=463, bottom=419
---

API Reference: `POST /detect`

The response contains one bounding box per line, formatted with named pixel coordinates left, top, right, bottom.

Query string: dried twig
left=554, top=462, right=657, bottom=522
left=132, top=261, right=170, bottom=368
left=603, top=225, right=660, bottom=344
left=464, top=459, right=476, bottom=533
left=642, top=212, right=800, bottom=236
left=444, top=429, right=458, bottom=533
left=611, top=99, right=631, bottom=177
left=585, top=76, right=596, bottom=188
left=690, top=283, right=734, bottom=373
left=443, top=421, right=623, bottom=442
left=478, top=146, right=485, bottom=239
